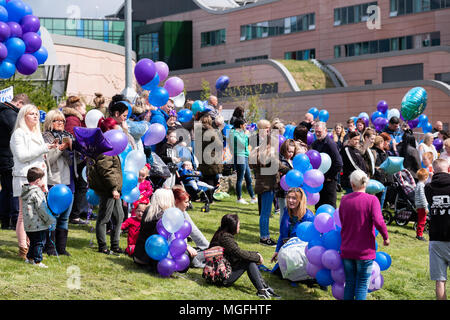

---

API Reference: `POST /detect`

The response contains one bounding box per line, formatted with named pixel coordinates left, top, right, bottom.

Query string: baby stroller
left=382, top=169, right=430, bottom=233
left=175, top=146, right=211, bottom=213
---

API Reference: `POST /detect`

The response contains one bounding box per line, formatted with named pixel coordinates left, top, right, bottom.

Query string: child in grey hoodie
left=22, top=167, right=56, bottom=268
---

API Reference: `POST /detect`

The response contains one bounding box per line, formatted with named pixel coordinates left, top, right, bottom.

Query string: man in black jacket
left=0, top=93, right=30, bottom=229
left=425, top=159, right=450, bottom=300
left=311, top=121, right=343, bottom=209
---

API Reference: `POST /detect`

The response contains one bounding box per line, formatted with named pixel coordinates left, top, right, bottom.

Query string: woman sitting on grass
left=209, top=213, right=280, bottom=299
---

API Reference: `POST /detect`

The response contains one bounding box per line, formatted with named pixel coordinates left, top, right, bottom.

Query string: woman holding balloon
left=338, top=170, right=390, bottom=300
left=88, top=117, right=125, bottom=255
left=108, top=95, right=136, bottom=150
left=10, top=104, right=58, bottom=260
left=42, top=110, right=74, bottom=256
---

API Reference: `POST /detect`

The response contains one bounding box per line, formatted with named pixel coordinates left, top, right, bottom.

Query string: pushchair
left=382, top=169, right=430, bottom=233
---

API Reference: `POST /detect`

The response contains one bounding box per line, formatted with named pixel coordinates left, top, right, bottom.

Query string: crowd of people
left=0, top=91, right=449, bottom=300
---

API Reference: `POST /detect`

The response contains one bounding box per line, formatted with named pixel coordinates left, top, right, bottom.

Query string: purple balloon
left=371, top=261, right=381, bottom=279
left=433, top=138, right=443, bottom=151
left=333, top=208, right=341, bottom=228
left=169, top=238, right=187, bottom=258
left=7, top=22, right=22, bottom=38
left=373, top=117, right=388, bottom=131
left=306, top=262, right=322, bottom=278
left=306, top=191, right=320, bottom=206
left=155, top=61, right=169, bottom=82
left=331, top=267, right=346, bottom=284
left=321, top=249, right=343, bottom=270
left=174, top=220, right=192, bottom=239
left=359, top=116, right=369, bottom=127
left=306, top=245, right=326, bottom=267
left=16, top=53, right=38, bottom=75
left=134, top=58, right=156, bottom=86
left=280, top=175, right=289, bottom=192
left=164, top=76, right=184, bottom=97
left=0, top=43, right=7, bottom=60
left=368, top=274, right=384, bottom=292
left=157, top=258, right=176, bottom=277
left=306, top=150, right=321, bottom=169
left=303, top=169, right=324, bottom=188
left=143, top=123, right=167, bottom=146
left=103, top=129, right=128, bottom=156
left=22, top=32, right=41, bottom=53
left=72, top=127, right=114, bottom=159
left=20, top=15, right=40, bottom=33
left=174, top=253, right=190, bottom=272
left=156, top=219, right=171, bottom=239
left=407, top=118, right=420, bottom=129
left=314, top=212, right=335, bottom=234
left=0, top=21, right=10, bottom=42
left=377, top=100, right=389, bottom=114
left=332, top=282, right=345, bottom=300
left=278, top=134, right=286, bottom=151
left=307, top=132, right=315, bottom=145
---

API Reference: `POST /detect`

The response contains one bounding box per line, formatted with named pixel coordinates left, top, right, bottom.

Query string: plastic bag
left=149, top=152, right=171, bottom=178
left=278, top=237, right=311, bottom=282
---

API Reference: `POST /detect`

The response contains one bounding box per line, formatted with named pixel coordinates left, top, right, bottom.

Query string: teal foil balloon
left=400, top=87, right=427, bottom=121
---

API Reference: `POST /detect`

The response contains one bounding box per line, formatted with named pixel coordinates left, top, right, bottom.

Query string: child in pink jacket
left=121, top=202, right=147, bottom=256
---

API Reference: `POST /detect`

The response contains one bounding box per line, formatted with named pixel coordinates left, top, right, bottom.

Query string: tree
left=0, top=79, right=58, bottom=111
left=200, top=78, right=211, bottom=101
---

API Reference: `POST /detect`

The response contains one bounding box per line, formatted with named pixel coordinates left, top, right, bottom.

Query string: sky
left=25, top=0, right=125, bottom=19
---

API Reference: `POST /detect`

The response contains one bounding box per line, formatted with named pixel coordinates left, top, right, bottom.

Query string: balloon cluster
left=134, top=59, right=185, bottom=108
left=296, top=205, right=391, bottom=299
left=145, top=207, right=192, bottom=277
left=120, top=148, right=147, bottom=203
left=308, top=107, right=329, bottom=123
left=0, top=0, right=48, bottom=78
left=280, top=151, right=331, bottom=205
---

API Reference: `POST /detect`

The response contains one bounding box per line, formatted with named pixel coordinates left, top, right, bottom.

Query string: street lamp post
left=122, top=0, right=137, bottom=103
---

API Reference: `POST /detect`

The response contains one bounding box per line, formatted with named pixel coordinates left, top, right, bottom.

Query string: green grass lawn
left=0, top=194, right=436, bottom=300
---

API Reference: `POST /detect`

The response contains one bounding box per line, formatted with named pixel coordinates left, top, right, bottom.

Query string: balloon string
left=49, top=229, right=62, bottom=265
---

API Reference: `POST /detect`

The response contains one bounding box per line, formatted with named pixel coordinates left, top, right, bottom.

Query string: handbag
left=202, top=246, right=232, bottom=285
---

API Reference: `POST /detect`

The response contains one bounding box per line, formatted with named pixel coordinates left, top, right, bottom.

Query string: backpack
left=202, top=246, right=232, bottom=285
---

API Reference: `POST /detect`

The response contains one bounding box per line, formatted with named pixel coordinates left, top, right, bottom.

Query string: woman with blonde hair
left=418, top=132, right=438, bottom=161
left=332, top=123, right=346, bottom=152
left=93, top=92, right=107, bottom=115
left=42, top=109, right=74, bottom=256
left=133, top=189, right=175, bottom=272
left=271, top=187, right=314, bottom=263
left=10, top=104, right=58, bottom=259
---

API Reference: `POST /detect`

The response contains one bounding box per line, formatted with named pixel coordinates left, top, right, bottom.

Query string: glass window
left=398, top=0, right=405, bottom=14
left=297, top=16, right=304, bottom=31
left=284, top=18, right=291, bottom=34
left=405, top=0, right=414, bottom=12
left=309, top=13, right=315, bottom=28
left=423, top=0, right=431, bottom=9
left=390, top=0, right=398, bottom=12
left=430, top=0, right=440, bottom=9
left=355, top=5, right=361, bottom=22
left=369, top=40, right=378, bottom=53
left=310, top=49, right=316, bottom=59
left=334, top=8, right=341, bottom=25
left=347, top=44, right=355, bottom=56
left=391, top=38, right=399, bottom=50
left=290, top=16, right=297, bottom=32
left=348, top=6, right=355, bottom=23
left=355, top=43, right=361, bottom=55
left=334, top=45, right=341, bottom=58
left=431, top=31, right=441, bottom=46
left=285, top=52, right=292, bottom=59
left=303, top=15, right=309, bottom=30
left=53, top=19, right=65, bottom=30
left=362, top=41, right=369, bottom=54
left=341, top=7, right=348, bottom=24
left=379, top=39, right=390, bottom=52
left=406, top=36, right=413, bottom=49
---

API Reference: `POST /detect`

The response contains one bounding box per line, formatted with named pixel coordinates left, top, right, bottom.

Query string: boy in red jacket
left=121, top=201, right=148, bottom=256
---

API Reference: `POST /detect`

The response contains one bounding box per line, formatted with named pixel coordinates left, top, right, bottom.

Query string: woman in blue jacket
left=271, top=187, right=314, bottom=263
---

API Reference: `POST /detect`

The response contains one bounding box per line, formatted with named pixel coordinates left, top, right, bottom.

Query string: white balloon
left=162, top=207, right=185, bottom=233
left=124, top=150, right=147, bottom=174
left=171, top=91, right=186, bottom=109
left=82, top=166, right=87, bottom=182
left=318, top=152, right=331, bottom=174
left=387, top=108, right=400, bottom=120
left=85, top=109, right=104, bottom=128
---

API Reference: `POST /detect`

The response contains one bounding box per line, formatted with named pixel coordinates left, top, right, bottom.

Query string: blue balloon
left=0, top=5, right=8, bottom=22
left=315, top=269, right=334, bottom=287
left=5, top=37, right=25, bottom=62
left=375, top=252, right=391, bottom=271
left=122, top=186, right=140, bottom=203
left=178, top=108, right=193, bottom=123
left=422, top=122, right=432, bottom=134
left=23, top=2, right=33, bottom=15
left=302, top=183, right=323, bottom=194
left=122, top=171, right=138, bottom=194
left=215, top=75, right=230, bottom=91
left=371, top=111, right=384, bottom=123
left=322, top=230, right=341, bottom=251
left=417, top=114, right=428, bottom=128
left=222, top=123, right=232, bottom=137
left=379, top=156, right=404, bottom=175
left=366, top=179, right=385, bottom=194
left=32, top=46, right=48, bottom=65
left=145, top=234, right=169, bottom=261
left=318, top=110, right=329, bottom=122
left=316, top=204, right=335, bottom=216
left=142, top=72, right=160, bottom=91
left=303, top=210, right=315, bottom=222
left=283, top=124, right=295, bottom=139
left=285, top=169, right=304, bottom=188
left=375, top=241, right=378, bottom=251
left=39, top=110, right=46, bottom=123
left=191, top=100, right=204, bottom=115
left=308, top=107, right=319, bottom=119
left=6, top=0, right=27, bottom=23
left=297, top=221, right=321, bottom=242
left=358, top=112, right=369, bottom=120
left=48, top=184, right=73, bottom=214
left=307, top=238, right=323, bottom=249
left=86, top=189, right=100, bottom=206
left=0, top=0, right=6, bottom=7
left=293, top=153, right=311, bottom=173
left=148, top=87, right=169, bottom=107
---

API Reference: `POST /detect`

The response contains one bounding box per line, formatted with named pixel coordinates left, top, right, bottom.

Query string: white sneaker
left=34, top=262, right=48, bottom=268
left=237, top=198, right=249, bottom=204
left=25, top=259, right=34, bottom=264
left=250, top=198, right=258, bottom=204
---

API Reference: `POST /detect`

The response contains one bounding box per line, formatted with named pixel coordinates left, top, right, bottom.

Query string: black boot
left=44, top=230, right=57, bottom=256
left=55, top=228, right=71, bottom=256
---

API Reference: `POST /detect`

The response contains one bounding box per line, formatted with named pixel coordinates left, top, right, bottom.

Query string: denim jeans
left=70, top=163, right=89, bottom=220
left=234, top=156, right=255, bottom=199
left=342, top=259, right=374, bottom=300
left=260, top=191, right=274, bottom=239
left=223, top=261, right=266, bottom=291
left=26, top=230, right=47, bottom=263
left=277, top=197, right=286, bottom=228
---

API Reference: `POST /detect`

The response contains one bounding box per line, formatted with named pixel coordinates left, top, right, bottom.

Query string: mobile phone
left=62, top=137, right=70, bottom=144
